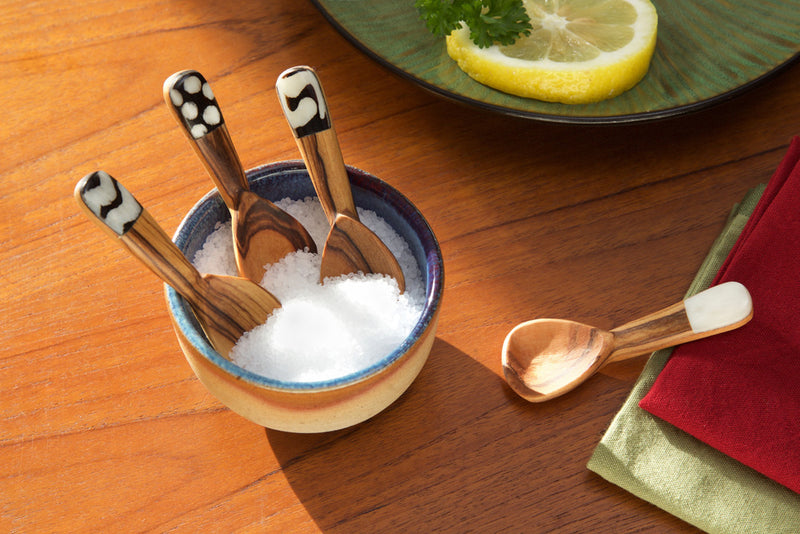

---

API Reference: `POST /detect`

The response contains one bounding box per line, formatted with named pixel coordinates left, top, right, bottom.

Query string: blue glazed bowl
left=166, top=161, right=444, bottom=432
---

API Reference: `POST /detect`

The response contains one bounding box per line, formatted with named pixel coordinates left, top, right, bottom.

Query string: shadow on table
left=265, top=337, right=509, bottom=530
left=264, top=335, right=632, bottom=531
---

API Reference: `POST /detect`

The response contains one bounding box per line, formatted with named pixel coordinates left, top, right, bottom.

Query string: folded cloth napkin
left=640, top=137, right=800, bottom=494
left=588, top=184, right=800, bottom=534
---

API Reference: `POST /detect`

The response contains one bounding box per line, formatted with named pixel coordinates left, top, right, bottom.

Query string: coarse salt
left=191, top=196, right=425, bottom=383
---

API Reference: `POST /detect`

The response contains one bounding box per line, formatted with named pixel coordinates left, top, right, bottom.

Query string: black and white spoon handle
left=163, top=70, right=249, bottom=208
left=275, top=65, right=331, bottom=138
left=75, top=171, right=206, bottom=301
left=276, top=66, right=357, bottom=223
left=76, top=170, right=143, bottom=236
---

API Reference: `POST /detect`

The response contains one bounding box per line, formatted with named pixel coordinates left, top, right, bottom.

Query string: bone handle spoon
left=163, top=69, right=317, bottom=283
left=275, top=65, right=405, bottom=292
left=75, top=171, right=280, bottom=357
left=502, top=281, right=753, bottom=402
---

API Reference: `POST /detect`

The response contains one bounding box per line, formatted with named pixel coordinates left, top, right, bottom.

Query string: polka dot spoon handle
left=163, top=70, right=317, bottom=283
left=164, top=70, right=246, bottom=205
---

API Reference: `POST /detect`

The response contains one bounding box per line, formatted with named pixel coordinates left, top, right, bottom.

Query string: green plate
left=311, top=0, right=800, bottom=124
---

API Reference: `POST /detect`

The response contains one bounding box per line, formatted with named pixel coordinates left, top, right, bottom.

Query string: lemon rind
left=445, top=0, right=658, bottom=104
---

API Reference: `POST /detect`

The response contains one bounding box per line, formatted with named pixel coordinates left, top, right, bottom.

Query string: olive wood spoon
left=275, top=66, right=405, bottom=291
left=75, top=171, right=280, bottom=357
left=502, top=281, right=753, bottom=402
left=163, top=69, right=316, bottom=283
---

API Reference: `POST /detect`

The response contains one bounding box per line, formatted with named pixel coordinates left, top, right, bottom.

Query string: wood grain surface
left=2, top=1, right=799, bottom=532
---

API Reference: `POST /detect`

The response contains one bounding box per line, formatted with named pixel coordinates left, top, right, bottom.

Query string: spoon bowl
left=503, top=318, right=615, bottom=402
left=502, top=282, right=753, bottom=402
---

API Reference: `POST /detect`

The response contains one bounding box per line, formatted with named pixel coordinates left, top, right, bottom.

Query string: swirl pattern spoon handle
left=164, top=70, right=317, bottom=283
left=276, top=65, right=405, bottom=291
left=75, top=171, right=280, bottom=357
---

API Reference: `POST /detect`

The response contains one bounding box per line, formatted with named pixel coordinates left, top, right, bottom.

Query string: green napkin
left=587, top=185, right=800, bottom=534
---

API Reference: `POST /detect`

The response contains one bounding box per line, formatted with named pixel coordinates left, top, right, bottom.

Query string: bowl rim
left=166, top=160, right=444, bottom=392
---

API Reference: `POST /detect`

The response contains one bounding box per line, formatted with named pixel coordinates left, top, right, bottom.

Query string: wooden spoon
left=75, top=170, right=280, bottom=357
left=163, top=69, right=317, bottom=283
left=502, top=281, right=753, bottom=402
left=275, top=66, right=405, bottom=291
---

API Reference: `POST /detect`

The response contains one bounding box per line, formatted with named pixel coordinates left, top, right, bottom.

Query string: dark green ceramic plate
left=311, top=0, right=800, bottom=124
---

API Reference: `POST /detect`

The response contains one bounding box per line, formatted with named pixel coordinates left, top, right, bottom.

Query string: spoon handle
left=75, top=171, right=208, bottom=308
left=275, top=65, right=357, bottom=224
left=608, top=281, right=753, bottom=363
left=163, top=70, right=248, bottom=208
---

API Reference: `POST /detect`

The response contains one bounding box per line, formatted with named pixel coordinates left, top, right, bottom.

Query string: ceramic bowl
left=166, top=161, right=443, bottom=433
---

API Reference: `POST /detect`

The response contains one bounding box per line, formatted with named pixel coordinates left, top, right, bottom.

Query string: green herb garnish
left=415, top=0, right=532, bottom=48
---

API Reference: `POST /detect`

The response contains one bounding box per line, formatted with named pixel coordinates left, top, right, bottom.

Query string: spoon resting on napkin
left=640, top=136, right=800, bottom=494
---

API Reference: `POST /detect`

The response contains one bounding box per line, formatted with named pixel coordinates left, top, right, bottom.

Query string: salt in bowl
left=166, top=161, right=444, bottom=433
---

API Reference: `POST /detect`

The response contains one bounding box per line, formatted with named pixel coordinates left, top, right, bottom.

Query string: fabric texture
left=587, top=181, right=800, bottom=534
left=640, top=137, right=800, bottom=494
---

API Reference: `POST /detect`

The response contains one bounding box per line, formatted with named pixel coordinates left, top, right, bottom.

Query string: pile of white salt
left=192, top=196, right=426, bottom=383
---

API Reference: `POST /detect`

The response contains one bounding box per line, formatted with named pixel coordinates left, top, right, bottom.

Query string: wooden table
left=3, top=1, right=798, bottom=531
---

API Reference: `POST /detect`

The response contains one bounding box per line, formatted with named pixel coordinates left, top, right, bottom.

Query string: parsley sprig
left=415, top=0, right=532, bottom=48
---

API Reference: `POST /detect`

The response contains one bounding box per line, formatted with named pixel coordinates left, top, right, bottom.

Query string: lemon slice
left=445, top=0, right=658, bottom=104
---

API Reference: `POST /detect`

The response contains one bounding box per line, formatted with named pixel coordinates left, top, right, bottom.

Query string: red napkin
left=640, top=136, right=800, bottom=494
